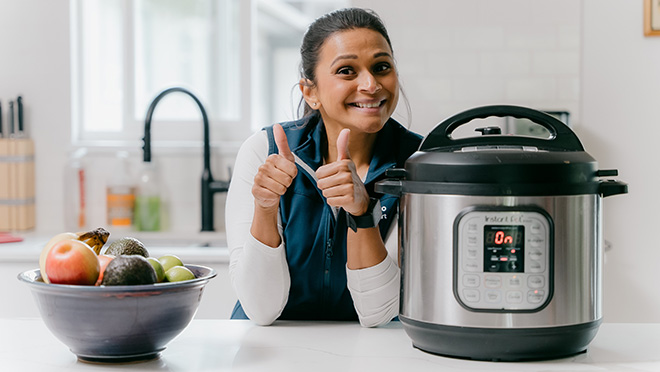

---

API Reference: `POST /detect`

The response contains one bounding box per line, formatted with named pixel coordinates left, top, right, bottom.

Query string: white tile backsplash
left=355, top=0, right=582, bottom=135
left=427, top=52, right=481, bottom=77
left=532, top=51, right=581, bottom=75
left=505, top=77, right=558, bottom=101
left=479, top=52, right=531, bottom=76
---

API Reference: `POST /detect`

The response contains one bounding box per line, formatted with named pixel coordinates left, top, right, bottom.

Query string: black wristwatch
left=346, top=198, right=382, bottom=232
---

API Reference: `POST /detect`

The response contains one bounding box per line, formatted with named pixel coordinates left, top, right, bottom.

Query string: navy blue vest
left=231, top=113, right=421, bottom=320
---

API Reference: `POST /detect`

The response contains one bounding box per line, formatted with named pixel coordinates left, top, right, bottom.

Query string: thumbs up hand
left=316, top=129, right=370, bottom=216
left=252, top=124, right=298, bottom=210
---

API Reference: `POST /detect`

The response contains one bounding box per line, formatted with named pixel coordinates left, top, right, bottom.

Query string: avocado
left=101, top=255, right=157, bottom=286
left=104, top=237, right=149, bottom=257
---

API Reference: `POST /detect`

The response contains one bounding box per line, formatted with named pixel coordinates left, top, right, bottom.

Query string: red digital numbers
left=494, top=230, right=513, bottom=245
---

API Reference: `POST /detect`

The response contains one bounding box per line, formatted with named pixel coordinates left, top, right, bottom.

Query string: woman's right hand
left=252, top=123, right=298, bottom=211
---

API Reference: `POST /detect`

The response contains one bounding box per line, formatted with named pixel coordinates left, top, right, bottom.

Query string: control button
left=530, top=235, right=544, bottom=248
left=507, top=275, right=522, bottom=287
left=466, top=247, right=478, bottom=259
left=467, top=234, right=478, bottom=247
left=463, top=289, right=480, bottom=302
left=464, top=260, right=479, bottom=272
left=527, top=290, right=545, bottom=304
left=528, top=260, right=543, bottom=273
left=507, top=261, right=520, bottom=271
left=463, top=275, right=480, bottom=288
left=529, top=249, right=543, bottom=260
left=487, top=263, right=500, bottom=272
left=506, top=291, right=523, bottom=304
left=527, top=275, right=545, bottom=289
left=484, top=275, right=502, bottom=288
left=485, top=290, right=501, bottom=303
left=467, top=223, right=478, bottom=233
left=530, top=223, right=543, bottom=234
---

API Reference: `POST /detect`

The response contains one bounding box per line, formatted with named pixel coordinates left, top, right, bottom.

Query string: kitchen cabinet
left=0, top=234, right=237, bottom=319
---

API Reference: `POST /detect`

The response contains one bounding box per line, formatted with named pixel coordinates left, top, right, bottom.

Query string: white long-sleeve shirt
left=225, top=130, right=400, bottom=327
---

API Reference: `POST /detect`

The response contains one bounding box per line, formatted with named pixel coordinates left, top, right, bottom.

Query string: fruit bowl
left=18, top=264, right=216, bottom=362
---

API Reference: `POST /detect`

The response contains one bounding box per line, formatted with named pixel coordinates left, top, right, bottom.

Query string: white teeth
left=354, top=102, right=381, bottom=108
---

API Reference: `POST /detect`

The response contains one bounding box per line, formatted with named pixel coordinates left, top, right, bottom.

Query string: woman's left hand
left=316, top=129, right=370, bottom=216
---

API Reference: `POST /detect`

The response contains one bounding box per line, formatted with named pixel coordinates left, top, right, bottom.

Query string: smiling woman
left=226, top=7, right=423, bottom=327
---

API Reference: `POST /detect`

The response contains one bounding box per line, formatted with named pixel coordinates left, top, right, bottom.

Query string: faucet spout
left=143, top=87, right=229, bottom=232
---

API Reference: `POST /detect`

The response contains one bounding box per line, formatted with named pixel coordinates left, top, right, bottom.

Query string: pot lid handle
left=420, top=105, right=585, bottom=152
left=374, top=179, right=403, bottom=196
left=598, top=179, right=628, bottom=198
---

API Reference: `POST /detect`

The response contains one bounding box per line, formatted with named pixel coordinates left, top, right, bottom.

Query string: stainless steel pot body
left=399, top=192, right=602, bottom=329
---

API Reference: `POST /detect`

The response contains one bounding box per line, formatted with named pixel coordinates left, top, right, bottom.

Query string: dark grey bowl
left=18, top=264, right=216, bottom=362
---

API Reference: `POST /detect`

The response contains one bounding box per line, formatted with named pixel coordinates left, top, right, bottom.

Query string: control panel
left=454, top=208, right=553, bottom=312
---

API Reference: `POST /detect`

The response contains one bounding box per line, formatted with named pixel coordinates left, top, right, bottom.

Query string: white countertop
left=1, top=319, right=659, bottom=371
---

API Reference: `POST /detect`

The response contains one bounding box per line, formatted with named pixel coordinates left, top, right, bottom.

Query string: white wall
left=580, top=0, right=660, bottom=323
left=1, top=0, right=658, bottom=323
left=0, top=0, right=70, bottom=233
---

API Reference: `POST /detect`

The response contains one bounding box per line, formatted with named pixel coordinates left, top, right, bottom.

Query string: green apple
left=147, top=257, right=166, bottom=282
left=158, top=254, right=184, bottom=272
left=165, top=266, right=195, bottom=282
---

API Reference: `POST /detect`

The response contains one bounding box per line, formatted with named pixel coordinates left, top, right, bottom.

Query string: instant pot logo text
left=483, top=215, right=524, bottom=223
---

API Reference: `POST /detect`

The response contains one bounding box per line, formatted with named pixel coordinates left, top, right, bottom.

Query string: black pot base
left=401, top=316, right=601, bottom=362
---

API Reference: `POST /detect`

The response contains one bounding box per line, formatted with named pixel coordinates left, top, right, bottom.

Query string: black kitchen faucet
left=142, top=87, right=230, bottom=232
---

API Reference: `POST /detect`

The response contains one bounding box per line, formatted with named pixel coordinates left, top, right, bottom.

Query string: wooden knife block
left=0, top=138, right=35, bottom=231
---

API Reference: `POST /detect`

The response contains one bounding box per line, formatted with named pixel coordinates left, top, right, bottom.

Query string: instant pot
left=376, top=105, right=628, bottom=361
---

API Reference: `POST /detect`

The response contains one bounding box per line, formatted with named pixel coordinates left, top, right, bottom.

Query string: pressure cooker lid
left=391, top=105, right=624, bottom=196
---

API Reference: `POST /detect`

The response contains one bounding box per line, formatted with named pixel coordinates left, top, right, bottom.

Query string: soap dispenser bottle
left=106, top=151, right=136, bottom=230
left=134, top=161, right=163, bottom=231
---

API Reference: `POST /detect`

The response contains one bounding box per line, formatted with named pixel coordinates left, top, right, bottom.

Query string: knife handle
left=8, top=100, right=14, bottom=136
left=17, top=96, right=23, bottom=133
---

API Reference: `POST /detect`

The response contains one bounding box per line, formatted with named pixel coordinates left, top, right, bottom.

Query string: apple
left=95, top=254, right=115, bottom=286
left=39, top=232, right=78, bottom=283
left=45, top=240, right=100, bottom=285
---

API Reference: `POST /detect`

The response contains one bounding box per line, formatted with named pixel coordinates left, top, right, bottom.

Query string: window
left=71, top=0, right=346, bottom=147
left=71, top=0, right=244, bottom=145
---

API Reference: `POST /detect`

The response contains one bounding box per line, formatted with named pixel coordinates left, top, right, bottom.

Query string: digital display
left=483, top=225, right=524, bottom=272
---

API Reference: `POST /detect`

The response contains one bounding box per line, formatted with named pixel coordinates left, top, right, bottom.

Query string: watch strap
left=346, top=198, right=382, bottom=232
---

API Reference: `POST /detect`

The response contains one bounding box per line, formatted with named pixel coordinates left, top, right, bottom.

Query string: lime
left=147, top=257, right=166, bottom=282
left=165, top=266, right=195, bottom=282
left=158, top=254, right=184, bottom=272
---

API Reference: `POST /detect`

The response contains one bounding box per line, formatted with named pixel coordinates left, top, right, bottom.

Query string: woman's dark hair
left=297, top=8, right=394, bottom=118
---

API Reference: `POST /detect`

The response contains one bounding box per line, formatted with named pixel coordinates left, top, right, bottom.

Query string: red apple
left=95, top=254, right=115, bottom=286
left=39, top=232, right=78, bottom=283
left=45, top=240, right=100, bottom=285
